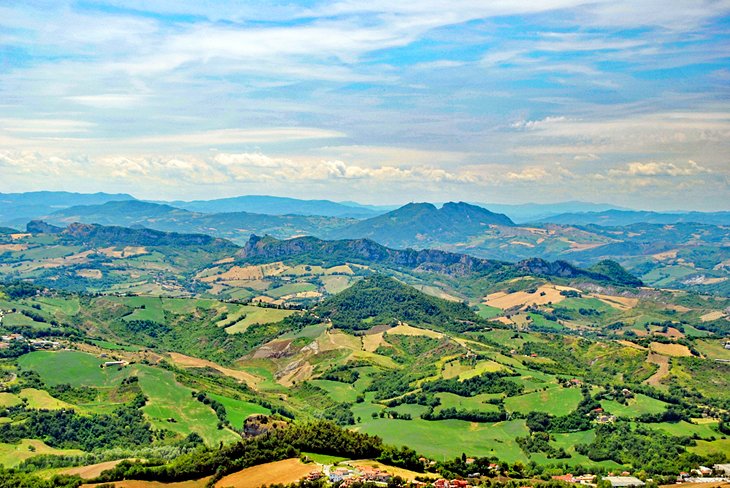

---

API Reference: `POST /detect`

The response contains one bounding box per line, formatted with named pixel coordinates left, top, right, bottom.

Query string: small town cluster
left=296, top=463, right=730, bottom=488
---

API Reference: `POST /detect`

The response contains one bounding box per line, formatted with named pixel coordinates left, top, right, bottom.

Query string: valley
left=0, top=217, right=728, bottom=487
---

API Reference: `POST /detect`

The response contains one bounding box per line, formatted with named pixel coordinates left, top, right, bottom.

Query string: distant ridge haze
left=1, top=191, right=728, bottom=231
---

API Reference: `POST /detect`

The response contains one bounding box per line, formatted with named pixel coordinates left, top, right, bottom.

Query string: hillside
left=239, top=235, right=642, bottom=287
left=329, top=202, right=515, bottom=247
left=31, top=198, right=730, bottom=295
left=314, top=275, right=481, bottom=332
left=0, top=275, right=728, bottom=483
left=45, top=200, right=354, bottom=241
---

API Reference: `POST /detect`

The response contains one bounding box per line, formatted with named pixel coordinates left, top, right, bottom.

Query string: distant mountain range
left=0, top=191, right=134, bottom=227
left=166, top=195, right=385, bottom=219
left=28, top=196, right=728, bottom=294
left=537, top=209, right=730, bottom=226
left=43, top=200, right=354, bottom=240
left=476, top=201, right=628, bottom=223
left=3, top=191, right=728, bottom=229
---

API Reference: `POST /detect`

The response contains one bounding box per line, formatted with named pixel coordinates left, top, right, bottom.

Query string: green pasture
left=266, top=282, right=318, bottom=299
left=644, top=420, right=719, bottom=439
left=355, top=417, right=530, bottom=462
left=475, top=304, right=502, bottom=319
left=224, top=306, right=296, bottom=333
left=308, top=379, right=359, bottom=403
left=18, top=351, right=130, bottom=387
left=206, top=392, right=270, bottom=430
left=600, top=394, right=668, bottom=418
left=504, top=387, right=583, bottom=416
left=136, top=366, right=240, bottom=446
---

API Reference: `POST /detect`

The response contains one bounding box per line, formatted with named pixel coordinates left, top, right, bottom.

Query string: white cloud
left=610, top=160, right=712, bottom=177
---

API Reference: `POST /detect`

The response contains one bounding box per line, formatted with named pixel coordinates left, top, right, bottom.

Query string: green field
left=309, top=379, right=360, bottom=403
left=557, top=297, right=617, bottom=314
left=18, top=351, right=130, bottom=387
left=689, top=438, right=730, bottom=457
left=266, top=282, right=318, bottom=299
left=321, top=275, right=353, bottom=294
left=19, top=388, right=76, bottom=410
left=224, top=306, right=296, bottom=333
left=303, top=452, right=350, bottom=464
left=504, top=387, right=583, bottom=416
left=0, top=439, right=83, bottom=468
left=31, top=296, right=82, bottom=316
left=207, top=393, right=270, bottom=429
left=0, top=393, right=20, bottom=407
left=355, top=417, right=530, bottom=462
left=526, top=313, right=563, bottom=330
left=136, top=367, right=240, bottom=446
left=600, top=394, right=668, bottom=418
left=644, top=421, right=719, bottom=439
left=530, top=430, right=622, bottom=469
left=476, top=304, right=502, bottom=319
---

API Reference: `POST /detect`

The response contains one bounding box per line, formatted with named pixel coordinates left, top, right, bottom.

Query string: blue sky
left=1, top=0, right=729, bottom=210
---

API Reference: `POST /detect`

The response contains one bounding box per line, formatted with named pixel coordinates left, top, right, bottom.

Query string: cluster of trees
left=46, top=384, right=97, bottom=404
left=384, top=392, right=439, bottom=408
left=192, top=391, right=228, bottom=427
left=0, top=339, right=31, bottom=358
left=422, top=371, right=523, bottom=397
left=575, top=422, right=706, bottom=474
left=373, top=410, right=412, bottom=420
left=321, top=364, right=361, bottom=384
left=314, top=275, right=484, bottom=333
left=377, top=445, right=423, bottom=472
left=95, top=419, right=385, bottom=485
left=1, top=282, right=41, bottom=299
left=321, top=402, right=355, bottom=426
left=516, top=432, right=569, bottom=459
left=524, top=389, right=600, bottom=433
left=422, top=407, right=506, bottom=423
left=366, top=371, right=424, bottom=401
left=0, top=395, right=152, bottom=451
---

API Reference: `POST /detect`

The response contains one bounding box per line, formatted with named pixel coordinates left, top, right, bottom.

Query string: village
left=293, top=460, right=730, bottom=488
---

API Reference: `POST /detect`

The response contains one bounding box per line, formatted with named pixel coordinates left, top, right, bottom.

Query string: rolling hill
left=329, top=202, right=515, bottom=247
left=313, top=274, right=484, bottom=332
left=44, top=200, right=354, bottom=241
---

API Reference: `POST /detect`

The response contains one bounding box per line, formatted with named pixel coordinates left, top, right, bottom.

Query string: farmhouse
left=713, top=464, right=730, bottom=476
left=1, top=333, right=25, bottom=342
left=553, top=474, right=577, bottom=483
left=603, top=476, right=645, bottom=487
left=102, top=360, right=126, bottom=368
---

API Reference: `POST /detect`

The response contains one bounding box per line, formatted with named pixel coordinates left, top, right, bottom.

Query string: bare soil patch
left=167, top=352, right=260, bottom=388
left=63, top=460, right=125, bottom=479
left=484, top=285, right=566, bottom=309
left=650, top=342, right=692, bottom=357
left=389, top=324, right=443, bottom=339
left=645, top=352, right=670, bottom=386
left=700, top=311, right=726, bottom=322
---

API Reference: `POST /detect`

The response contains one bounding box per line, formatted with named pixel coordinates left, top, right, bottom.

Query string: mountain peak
left=330, top=201, right=514, bottom=248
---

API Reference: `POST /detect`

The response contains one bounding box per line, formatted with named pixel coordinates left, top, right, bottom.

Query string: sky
left=1, top=1, right=729, bottom=210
